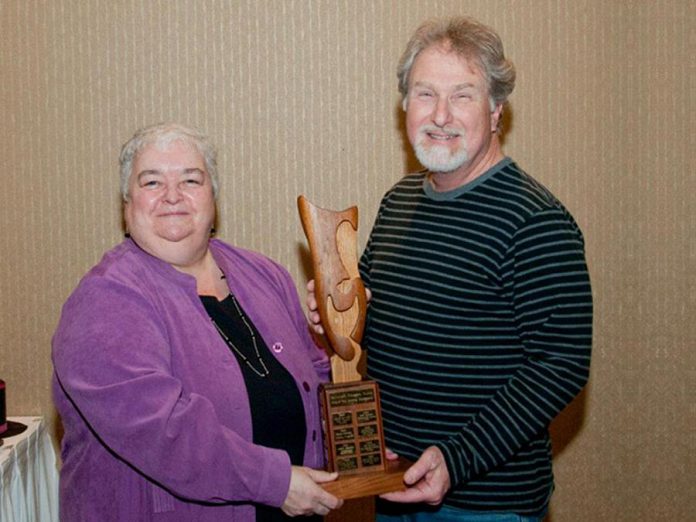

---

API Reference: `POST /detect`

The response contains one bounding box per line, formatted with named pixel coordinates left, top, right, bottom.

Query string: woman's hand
left=281, top=466, right=343, bottom=517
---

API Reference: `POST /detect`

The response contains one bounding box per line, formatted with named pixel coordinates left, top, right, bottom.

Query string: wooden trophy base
left=322, top=456, right=410, bottom=500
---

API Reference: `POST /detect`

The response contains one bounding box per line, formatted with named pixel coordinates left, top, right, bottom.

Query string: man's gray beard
left=413, top=140, right=469, bottom=173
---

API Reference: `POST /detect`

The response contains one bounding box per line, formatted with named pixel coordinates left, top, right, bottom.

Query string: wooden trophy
left=298, top=196, right=409, bottom=503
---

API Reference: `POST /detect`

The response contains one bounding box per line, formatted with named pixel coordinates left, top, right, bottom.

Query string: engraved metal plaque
left=320, top=380, right=386, bottom=475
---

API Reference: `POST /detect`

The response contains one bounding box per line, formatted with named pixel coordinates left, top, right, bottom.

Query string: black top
left=359, top=159, right=592, bottom=515
left=201, top=294, right=317, bottom=522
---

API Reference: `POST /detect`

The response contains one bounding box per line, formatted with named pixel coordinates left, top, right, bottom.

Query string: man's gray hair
left=119, top=122, right=219, bottom=201
left=397, top=17, right=516, bottom=109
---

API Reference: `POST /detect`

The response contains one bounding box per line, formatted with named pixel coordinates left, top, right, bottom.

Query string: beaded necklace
left=210, top=294, right=270, bottom=378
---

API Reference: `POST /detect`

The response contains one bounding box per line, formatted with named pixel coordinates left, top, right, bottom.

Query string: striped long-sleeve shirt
left=359, top=157, right=592, bottom=515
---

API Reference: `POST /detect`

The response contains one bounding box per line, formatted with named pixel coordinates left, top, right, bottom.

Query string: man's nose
left=432, top=97, right=453, bottom=127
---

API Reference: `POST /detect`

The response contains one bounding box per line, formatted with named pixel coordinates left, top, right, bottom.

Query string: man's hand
left=281, top=466, right=343, bottom=517
left=380, top=446, right=450, bottom=505
left=385, top=447, right=400, bottom=461
left=305, top=280, right=325, bottom=335
left=306, top=279, right=372, bottom=336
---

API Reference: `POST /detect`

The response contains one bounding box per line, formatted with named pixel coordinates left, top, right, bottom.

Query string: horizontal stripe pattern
left=359, top=159, right=592, bottom=514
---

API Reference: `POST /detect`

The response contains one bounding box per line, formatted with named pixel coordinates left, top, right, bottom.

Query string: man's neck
left=429, top=139, right=504, bottom=192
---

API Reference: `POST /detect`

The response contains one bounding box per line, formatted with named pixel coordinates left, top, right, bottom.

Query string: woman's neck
left=174, top=248, right=229, bottom=300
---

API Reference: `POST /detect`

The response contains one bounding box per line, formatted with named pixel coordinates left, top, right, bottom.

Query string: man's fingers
left=380, top=488, right=427, bottom=503
left=385, top=448, right=400, bottom=461
left=403, top=456, right=429, bottom=485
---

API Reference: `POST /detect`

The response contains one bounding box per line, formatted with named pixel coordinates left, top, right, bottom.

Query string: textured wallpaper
left=1, top=1, right=693, bottom=520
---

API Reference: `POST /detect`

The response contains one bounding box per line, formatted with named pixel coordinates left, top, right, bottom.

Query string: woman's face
left=124, top=140, right=216, bottom=267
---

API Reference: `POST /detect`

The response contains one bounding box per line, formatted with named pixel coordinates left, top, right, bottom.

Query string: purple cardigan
left=52, top=239, right=330, bottom=521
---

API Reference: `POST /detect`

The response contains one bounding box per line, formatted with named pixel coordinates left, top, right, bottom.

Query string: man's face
left=405, top=44, right=502, bottom=181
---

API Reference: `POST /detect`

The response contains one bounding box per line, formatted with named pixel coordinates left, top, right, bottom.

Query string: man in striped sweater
left=310, top=16, right=592, bottom=522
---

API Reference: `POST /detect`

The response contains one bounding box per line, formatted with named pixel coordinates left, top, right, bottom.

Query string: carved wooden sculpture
left=297, top=195, right=367, bottom=383
left=297, top=196, right=408, bottom=507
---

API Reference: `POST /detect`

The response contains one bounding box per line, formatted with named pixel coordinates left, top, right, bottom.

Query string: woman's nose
left=162, top=183, right=183, bottom=203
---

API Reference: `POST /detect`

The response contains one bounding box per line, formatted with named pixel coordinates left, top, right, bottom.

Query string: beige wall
left=1, top=1, right=693, bottom=519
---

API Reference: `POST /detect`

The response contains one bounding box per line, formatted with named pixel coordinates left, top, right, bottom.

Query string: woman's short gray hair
left=397, top=17, right=516, bottom=109
left=119, top=122, right=219, bottom=201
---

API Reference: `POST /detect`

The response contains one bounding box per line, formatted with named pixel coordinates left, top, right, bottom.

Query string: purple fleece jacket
left=52, top=239, right=329, bottom=521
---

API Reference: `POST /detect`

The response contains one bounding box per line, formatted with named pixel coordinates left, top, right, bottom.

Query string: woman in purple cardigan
left=52, top=123, right=342, bottom=521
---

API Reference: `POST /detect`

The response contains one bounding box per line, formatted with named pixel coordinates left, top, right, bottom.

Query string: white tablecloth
left=0, top=417, right=59, bottom=522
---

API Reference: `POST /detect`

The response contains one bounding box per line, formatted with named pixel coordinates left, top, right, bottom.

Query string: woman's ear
left=491, top=103, right=504, bottom=133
